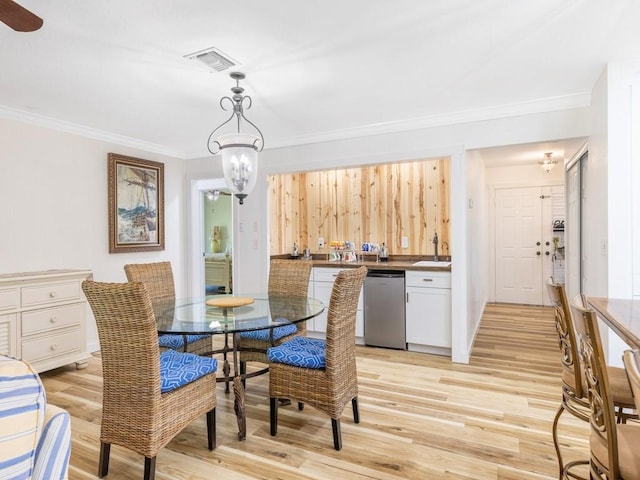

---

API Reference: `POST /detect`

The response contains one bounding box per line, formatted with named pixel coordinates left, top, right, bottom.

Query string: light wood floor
left=40, top=303, right=590, bottom=479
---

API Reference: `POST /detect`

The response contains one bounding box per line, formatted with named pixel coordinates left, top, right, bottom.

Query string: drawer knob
left=422, top=278, right=434, bottom=282
left=49, top=291, right=57, bottom=298
left=50, top=344, right=57, bottom=351
left=50, top=316, right=57, bottom=323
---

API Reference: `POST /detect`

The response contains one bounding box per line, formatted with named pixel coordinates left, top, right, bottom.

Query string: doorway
left=188, top=178, right=234, bottom=298
left=203, top=188, right=233, bottom=294
left=493, top=185, right=564, bottom=305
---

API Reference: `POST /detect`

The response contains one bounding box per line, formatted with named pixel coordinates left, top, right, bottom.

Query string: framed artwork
left=108, top=153, right=165, bottom=253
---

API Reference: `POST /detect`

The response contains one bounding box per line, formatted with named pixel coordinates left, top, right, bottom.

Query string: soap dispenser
left=292, top=242, right=299, bottom=258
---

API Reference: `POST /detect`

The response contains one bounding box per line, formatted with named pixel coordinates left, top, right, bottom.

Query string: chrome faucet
left=432, top=232, right=439, bottom=262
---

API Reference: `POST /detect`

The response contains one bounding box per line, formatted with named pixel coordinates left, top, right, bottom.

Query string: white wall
left=1, top=97, right=593, bottom=362
left=186, top=106, right=591, bottom=363
left=584, top=61, right=640, bottom=365
left=484, top=163, right=564, bottom=186
left=465, top=150, right=488, bottom=350
left=0, top=118, right=186, bottom=352
left=606, top=62, right=637, bottom=299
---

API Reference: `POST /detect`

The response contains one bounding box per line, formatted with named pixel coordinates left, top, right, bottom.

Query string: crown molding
left=2, top=91, right=590, bottom=160
left=266, top=92, right=592, bottom=150
left=0, top=105, right=187, bottom=159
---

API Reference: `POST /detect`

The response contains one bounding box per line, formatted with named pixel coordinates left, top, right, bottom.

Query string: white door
left=495, top=186, right=557, bottom=305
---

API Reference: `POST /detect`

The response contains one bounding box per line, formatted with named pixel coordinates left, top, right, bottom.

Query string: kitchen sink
left=412, top=260, right=451, bottom=267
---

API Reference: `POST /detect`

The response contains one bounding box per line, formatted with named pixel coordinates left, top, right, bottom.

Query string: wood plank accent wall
left=269, top=157, right=450, bottom=256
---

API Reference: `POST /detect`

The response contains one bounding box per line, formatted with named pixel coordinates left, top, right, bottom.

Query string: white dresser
left=0, top=269, right=92, bottom=373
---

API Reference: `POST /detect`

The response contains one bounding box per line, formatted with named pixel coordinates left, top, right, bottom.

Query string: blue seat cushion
left=159, top=350, right=218, bottom=393
left=239, top=322, right=297, bottom=342
left=158, top=334, right=209, bottom=350
left=267, top=336, right=326, bottom=369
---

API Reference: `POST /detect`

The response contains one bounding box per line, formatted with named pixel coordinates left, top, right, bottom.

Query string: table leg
left=222, top=332, right=231, bottom=393
left=232, top=331, right=246, bottom=440
left=233, top=376, right=246, bottom=440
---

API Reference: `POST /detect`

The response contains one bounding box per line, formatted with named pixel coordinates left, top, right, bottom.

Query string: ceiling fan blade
left=0, top=0, right=43, bottom=32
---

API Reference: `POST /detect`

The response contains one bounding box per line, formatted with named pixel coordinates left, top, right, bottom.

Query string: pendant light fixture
left=539, top=152, right=558, bottom=173
left=205, top=190, right=220, bottom=202
left=207, top=72, right=264, bottom=204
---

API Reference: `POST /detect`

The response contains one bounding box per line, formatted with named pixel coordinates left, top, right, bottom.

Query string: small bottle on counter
left=379, top=242, right=389, bottom=261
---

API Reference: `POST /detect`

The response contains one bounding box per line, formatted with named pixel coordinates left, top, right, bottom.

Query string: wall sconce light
left=207, top=72, right=264, bottom=205
left=539, top=152, right=558, bottom=173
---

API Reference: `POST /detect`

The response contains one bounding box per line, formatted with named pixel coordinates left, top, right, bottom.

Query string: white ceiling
left=1, top=1, right=639, bottom=162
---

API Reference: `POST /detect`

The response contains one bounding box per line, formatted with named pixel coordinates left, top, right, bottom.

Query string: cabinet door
left=0, top=313, right=18, bottom=357
left=312, top=280, right=334, bottom=333
left=355, top=306, right=364, bottom=338
left=406, top=287, right=451, bottom=347
left=311, top=268, right=364, bottom=336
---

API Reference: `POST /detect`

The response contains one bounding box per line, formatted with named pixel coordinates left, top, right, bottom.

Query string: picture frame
left=108, top=153, right=165, bottom=253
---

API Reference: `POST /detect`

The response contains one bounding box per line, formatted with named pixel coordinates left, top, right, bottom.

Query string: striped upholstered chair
left=0, top=355, right=71, bottom=480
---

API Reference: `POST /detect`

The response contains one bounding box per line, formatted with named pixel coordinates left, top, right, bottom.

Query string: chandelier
left=539, top=152, right=558, bottom=173
left=207, top=72, right=264, bottom=204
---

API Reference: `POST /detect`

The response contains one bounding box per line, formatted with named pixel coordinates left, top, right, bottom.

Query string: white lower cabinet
left=405, top=270, right=451, bottom=355
left=309, top=267, right=364, bottom=342
left=0, top=269, right=92, bottom=372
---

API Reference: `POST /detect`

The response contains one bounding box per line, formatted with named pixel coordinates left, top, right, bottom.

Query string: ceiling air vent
left=184, top=47, right=237, bottom=72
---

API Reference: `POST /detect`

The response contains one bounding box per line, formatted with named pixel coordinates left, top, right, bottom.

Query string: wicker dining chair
left=267, top=266, right=367, bottom=451
left=547, top=280, right=637, bottom=479
left=82, top=280, right=218, bottom=480
left=124, top=261, right=211, bottom=355
left=239, top=259, right=312, bottom=371
left=571, top=297, right=640, bottom=480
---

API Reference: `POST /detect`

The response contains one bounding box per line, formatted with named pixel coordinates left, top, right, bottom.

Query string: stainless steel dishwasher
left=364, top=270, right=406, bottom=349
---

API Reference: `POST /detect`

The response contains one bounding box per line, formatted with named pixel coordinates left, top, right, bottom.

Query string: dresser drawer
left=405, top=271, right=451, bottom=289
left=21, top=303, right=84, bottom=336
left=21, top=326, right=82, bottom=363
left=22, top=281, right=81, bottom=307
left=0, top=288, right=19, bottom=311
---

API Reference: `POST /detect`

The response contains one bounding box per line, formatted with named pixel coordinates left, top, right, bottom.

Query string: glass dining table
left=154, top=293, right=324, bottom=440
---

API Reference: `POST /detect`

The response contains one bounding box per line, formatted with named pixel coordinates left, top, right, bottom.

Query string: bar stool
left=546, top=279, right=590, bottom=478
left=572, top=298, right=640, bottom=479
left=546, top=280, right=636, bottom=479
left=623, top=349, right=640, bottom=410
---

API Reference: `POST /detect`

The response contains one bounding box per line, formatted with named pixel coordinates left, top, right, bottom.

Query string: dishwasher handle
left=366, top=270, right=405, bottom=278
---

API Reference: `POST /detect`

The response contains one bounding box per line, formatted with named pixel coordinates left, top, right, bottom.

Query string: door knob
left=537, top=251, right=541, bottom=256
left=545, top=241, right=550, bottom=246
left=536, top=242, right=541, bottom=246
left=545, top=251, right=550, bottom=256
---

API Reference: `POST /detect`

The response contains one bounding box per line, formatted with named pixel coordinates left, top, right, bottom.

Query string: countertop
left=270, top=255, right=452, bottom=272
left=588, top=297, right=640, bottom=349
